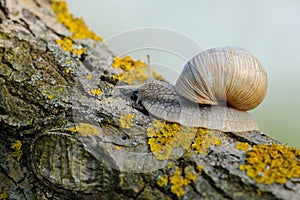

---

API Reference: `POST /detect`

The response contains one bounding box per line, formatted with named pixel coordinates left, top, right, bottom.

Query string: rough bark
left=0, top=1, right=299, bottom=200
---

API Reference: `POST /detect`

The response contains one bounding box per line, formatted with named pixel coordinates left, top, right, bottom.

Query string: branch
left=0, top=0, right=299, bottom=200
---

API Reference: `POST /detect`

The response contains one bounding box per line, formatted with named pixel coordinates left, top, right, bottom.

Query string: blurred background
left=65, top=0, right=300, bottom=148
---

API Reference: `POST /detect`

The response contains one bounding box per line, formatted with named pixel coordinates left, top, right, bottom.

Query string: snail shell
left=175, top=46, right=267, bottom=111
left=139, top=46, right=267, bottom=132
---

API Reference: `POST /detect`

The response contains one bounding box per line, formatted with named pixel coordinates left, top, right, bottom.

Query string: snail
left=122, top=46, right=268, bottom=132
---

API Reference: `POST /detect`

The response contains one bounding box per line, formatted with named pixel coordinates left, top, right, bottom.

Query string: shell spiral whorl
left=139, top=46, right=268, bottom=132
left=175, top=46, right=268, bottom=111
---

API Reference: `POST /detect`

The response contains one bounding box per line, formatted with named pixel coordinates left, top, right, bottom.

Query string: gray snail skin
left=135, top=46, right=267, bottom=132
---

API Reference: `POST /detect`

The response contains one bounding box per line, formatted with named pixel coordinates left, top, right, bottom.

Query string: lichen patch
left=112, top=56, right=164, bottom=85
left=51, top=1, right=102, bottom=56
left=236, top=142, right=250, bottom=151
left=119, top=114, right=135, bottom=129
left=157, top=162, right=201, bottom=197
left=147, top=120, right=222, bottom=160
left=70, top=123, right=100, bottom=136
left=11, top=140, right=23, bottom=161
left=240, top=143, right=300, bottom=184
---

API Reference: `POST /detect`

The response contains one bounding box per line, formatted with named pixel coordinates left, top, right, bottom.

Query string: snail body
left=139, top=46, right=267, bottom=132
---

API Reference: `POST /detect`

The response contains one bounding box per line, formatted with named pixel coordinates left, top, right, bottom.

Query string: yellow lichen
left=119, top=114, right=135, bottom=129
left=85, top=74, right=93, bottom=80
left=115, top=145, right=123, bottom=150
left=0, top=187, right=8, bottom=199
left=112, top=56, right=164, bottom=85
left=240, top=143, right=300, bottom=185
left=11, top=140, right=23, bottom=161
left=214, top=138, right=223, bottom=146
left=147, top=120, right=222, bottom=160
left=147, top=120, right=196, bottom=160
left=196, top=165, right=203, bottom=174
left=236, top=142, right=250, bottom=151
left=72, top=47, right=87, bottom=56
left=52, top=1, right=102, bottom=41
left=190, top=128, right=222, bottom=155
left=70, top=123, right=100, bottom=136
left=167, top=161, right=175, bottom=169
left=256, top=188, right=262, bottom=196
left=55, top=37, right=73, bottom=52
left=157, top=163, right=200, bottom=197
left=184, top=166, right=197, bottom=183
left=170, top=170, right=186, bottom=197
left=112, top=56, right=144, bottom=71
left=157, top=175, right=168, bottom=187
left=90, top=88, right=102, bottom=96
left=69, top=127, right=77, bottom=133
left=52, top=1, right=102, bottom=56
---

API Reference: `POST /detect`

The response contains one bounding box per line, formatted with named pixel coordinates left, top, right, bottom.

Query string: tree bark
left=0, top=0, right=299, bottom=200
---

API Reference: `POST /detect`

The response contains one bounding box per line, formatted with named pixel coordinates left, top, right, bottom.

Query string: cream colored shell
left=175, top=46, right=267, bottom=111
left=138, top=46, right=268, bottom=132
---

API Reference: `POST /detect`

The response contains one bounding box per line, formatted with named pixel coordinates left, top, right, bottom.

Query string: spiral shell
left=139, top=46, right=267, bottom=132
left=175, top=46, right=267, bottom=111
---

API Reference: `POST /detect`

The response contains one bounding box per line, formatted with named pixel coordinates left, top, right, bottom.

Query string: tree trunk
left=0, top=0, right=299, bottom=199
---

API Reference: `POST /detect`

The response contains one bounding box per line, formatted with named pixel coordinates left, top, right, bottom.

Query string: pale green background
left=65, top=0, right=300, bottom=148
